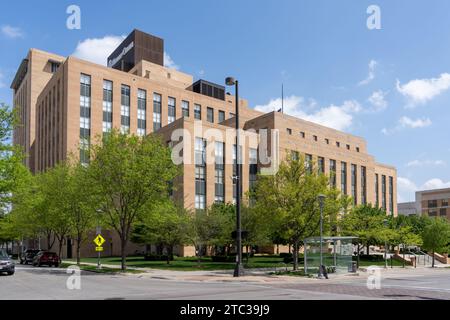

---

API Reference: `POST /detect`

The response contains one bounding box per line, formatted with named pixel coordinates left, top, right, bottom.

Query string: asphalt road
left=1, top=264, right=450, bottom=300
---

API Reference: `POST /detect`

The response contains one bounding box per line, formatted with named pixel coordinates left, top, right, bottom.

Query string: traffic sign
left=93, top=234, right=106, bottom=247
left=95, top=246, right=104, bottom=252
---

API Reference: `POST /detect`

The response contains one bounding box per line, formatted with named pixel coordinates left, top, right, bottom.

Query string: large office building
left=11, top=29, right=397, bottom=257
left=398, top=188, right=450, bottom=219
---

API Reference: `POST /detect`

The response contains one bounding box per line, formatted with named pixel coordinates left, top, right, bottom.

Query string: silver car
left=0, top=249, right=15, bottom=275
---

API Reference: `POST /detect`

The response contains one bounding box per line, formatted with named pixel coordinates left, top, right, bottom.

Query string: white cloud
left=382, top=116, right=432, bottom=135
left=367, top=90, right=387, bottom=111
left=398, top=116, right=432, bottom=128
left=254, top=95, right=361, bottom=131
left=397, top=177, right=450, bottom=202
left=421, top=178, right=450, bottom=190
left=406, top=159, right=446, bottom=167
left=164, top=52, right=179, bottom=70
left=358, top=59, right=377, bottom=86
left=198, top=69, right=205, bottom=76
left=73, top=35, right=126, bottom=66
left=1, top=25, right=24, bottom=38
left=397, top=177, right=418, bottom=202
left=396, top=73, right=450, bottom=106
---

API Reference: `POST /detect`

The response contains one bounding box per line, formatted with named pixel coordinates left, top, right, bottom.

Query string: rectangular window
left=428, top=200, right=438, bottom=208
left=153, top=93, right=162, bottom=132
left=329, top=159, right=336, bottom=187
left=318, top=157, right=325, bottom=174
left=361, top=166, right=367, bottom=205
left=287, top=128, right=292, bottom=135
left=102, top=80, right=113, bottom=135
left=300, top=132, right=305, bottom=138
left=182, top=100, right=189, bottom=118
left=305, top=154, right=313, bottom=174
left=442, top=199, right=449, bottom=207
left=218, top=110, right=225, bottom=123
left=351, top=164, right=357, bottom=205
left=336, top=141, right=340, bottom=147
left=120, top=85, right=130, bottom=133
left=195, top=137, right=207, bottom=209
left=249, top=148, right=258, bottom=191
left=194, top=104, right=201, bottom=120
left=207, top=107, right=214, bottom=123
left=375, top=174, right=379, bottom=207
left=346, top=144, right=350, bottom=150
left=341, top=162, right=347, bottom=195
left=51, top=62, right=60, bottom=73
left=325, top=138, right=330, bottom=144
left=80, top=74, right=91, bottom=165
left=137, top=89, right=147, bottom=136
left=215, top=142, right=225, bottom=203
left=313, top=135, right=318, bottom=141
left=389, top=176, right=394, bottom=215
left=382, top=175, right=387, bottom=211
left=168, top=97, right=176, bottom=124
left=291, top=150, right=299, bottom=161
left=440, top=208, right=447, bottom=216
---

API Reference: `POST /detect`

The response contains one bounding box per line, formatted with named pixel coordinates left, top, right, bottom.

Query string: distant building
left=398, top=188, right=450, bottom=219
left=397, top=201, right=418, bottom=216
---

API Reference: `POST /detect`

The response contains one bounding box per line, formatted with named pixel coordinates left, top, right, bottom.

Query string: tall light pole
left=226, top=76, right=243, bottom=277
left=318, top=194, right=326, bottom=279
left=383, top=218, right=388, bottom=269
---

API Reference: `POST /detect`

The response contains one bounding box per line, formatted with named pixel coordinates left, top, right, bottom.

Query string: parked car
left=19, top=249, right=41, bottom=265
left=0, top=249, right=15, bottom=275
left=32, top=251, right=61, bottom=267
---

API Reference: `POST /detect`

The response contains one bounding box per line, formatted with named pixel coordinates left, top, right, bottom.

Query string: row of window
left=428, top=208, right=448, bottom=217
left=286, top=128, right=360, bottom=153
left=82, top=74, right=233, bottom=140
left=290, top=151, right=392, bottom=213
left=193, top=137, right=257, bottom=209
left=427, top=199, right=449, bottom=208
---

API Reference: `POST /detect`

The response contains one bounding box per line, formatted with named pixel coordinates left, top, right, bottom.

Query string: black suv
left=19, top=249, right=41, bottom=265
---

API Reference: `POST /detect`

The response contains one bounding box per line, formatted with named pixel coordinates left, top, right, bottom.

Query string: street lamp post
left=318, top=194, right=326, bottom=279
left=383, top=218, right=388, bottom=269
left=226, top=76, right=243, bottom=277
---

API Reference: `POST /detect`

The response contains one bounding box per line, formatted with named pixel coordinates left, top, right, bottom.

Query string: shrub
left=144, top=254, right=173, bottom=261
left=211, top=255, right=235, bottom=263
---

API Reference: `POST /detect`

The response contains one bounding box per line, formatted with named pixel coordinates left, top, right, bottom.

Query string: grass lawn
left=355, top=258, right=404, bottom=267
left=59, top=262, right=146, bottom=274
left=64, top=255, right=286, bottom=271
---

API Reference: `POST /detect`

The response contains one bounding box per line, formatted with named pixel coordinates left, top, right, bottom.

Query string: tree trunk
left=57, top=237, right=64, bottom=259
left=432, top=250, right=435, bottom=268
left=76, top=233, right=82, bottom=265
left=366, top=244, right=370, bottom=256
left=120, top=237, right=127, bottom=271
left=293, top=241, right=299, bottom=271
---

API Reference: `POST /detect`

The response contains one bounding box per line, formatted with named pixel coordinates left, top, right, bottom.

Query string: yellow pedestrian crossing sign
left=93, top=234, right=105, bottom=247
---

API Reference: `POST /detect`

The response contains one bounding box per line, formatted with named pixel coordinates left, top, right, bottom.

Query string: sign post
left=93, top=234, right=106, bottom=269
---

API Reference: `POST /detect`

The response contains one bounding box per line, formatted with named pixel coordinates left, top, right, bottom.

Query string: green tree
left=422, top=217, right=450, bottom=267
left=253, top=155, right=346, bottom=270
left=65, top=163, right=98, bottom=264
left=340, top=204, right=388, bottom=266
left=87, top=130, right=179, bottom=270
left=133, top=201, right=189, bottom=263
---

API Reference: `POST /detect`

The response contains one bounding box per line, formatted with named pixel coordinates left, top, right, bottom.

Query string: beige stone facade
left=11, top=34, right=397, bottom=257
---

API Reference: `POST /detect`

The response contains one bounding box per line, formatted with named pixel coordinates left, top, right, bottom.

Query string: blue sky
left=1, top=0, right=450, bottom=202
